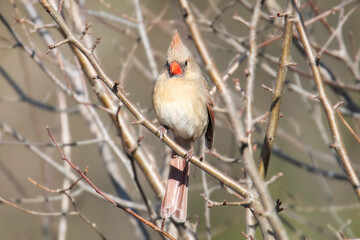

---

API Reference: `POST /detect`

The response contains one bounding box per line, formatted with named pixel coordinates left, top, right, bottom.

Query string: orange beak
left=169, top=62, right=183, bottom=75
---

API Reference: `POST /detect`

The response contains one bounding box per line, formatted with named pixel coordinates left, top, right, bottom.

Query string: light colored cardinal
left=153, top=30, right=214, bottom=222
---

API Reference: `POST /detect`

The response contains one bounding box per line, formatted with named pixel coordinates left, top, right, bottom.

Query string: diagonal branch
left=37, top=0, right=249, bottom=202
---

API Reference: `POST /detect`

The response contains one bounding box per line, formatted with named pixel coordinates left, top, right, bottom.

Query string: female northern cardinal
left=153, top=30, right=214, bottom=222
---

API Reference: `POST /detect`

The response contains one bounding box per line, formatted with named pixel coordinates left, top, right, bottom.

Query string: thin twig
left=201, top=193, right=250, bottom=208
left=27, top=177, right=106, bottom=239
left=133, top=0, right=158, bottom=80
left=336, top=109, right=360, bottom=143
left=0, top=122, right=146, bottom=210
left=46, top=127, right=175, bottom=240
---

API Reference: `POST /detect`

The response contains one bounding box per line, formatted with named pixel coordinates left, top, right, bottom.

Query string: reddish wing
left=205, top=103, right=215, bottom=149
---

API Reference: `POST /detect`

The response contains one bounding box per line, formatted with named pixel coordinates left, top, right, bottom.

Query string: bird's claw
left=158, top=126, right=168, bottom=140
left=184, top=148, right=193, bottom=162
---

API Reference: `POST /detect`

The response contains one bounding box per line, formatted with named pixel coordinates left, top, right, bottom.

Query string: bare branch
left=291, top=0, right=360, bottom=200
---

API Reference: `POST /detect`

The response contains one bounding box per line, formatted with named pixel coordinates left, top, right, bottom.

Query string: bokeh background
left=0, top=0, right=359, bottom=239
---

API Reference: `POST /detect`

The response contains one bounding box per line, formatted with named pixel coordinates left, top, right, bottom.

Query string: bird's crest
left=169, top=30, right=183, bottom=51
left=166, top=30, right=192, bottom=62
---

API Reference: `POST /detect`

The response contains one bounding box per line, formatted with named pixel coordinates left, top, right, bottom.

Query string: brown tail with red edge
left=161, top=138, right=191, bottom=222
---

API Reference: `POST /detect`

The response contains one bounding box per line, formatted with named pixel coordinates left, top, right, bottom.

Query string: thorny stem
left=258, top=3, right=294, bottom=179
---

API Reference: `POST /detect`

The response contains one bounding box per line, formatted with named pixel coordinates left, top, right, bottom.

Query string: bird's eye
left=165, top=61, right=170, bottom=69
left=184, top=60, right=188, bottom=66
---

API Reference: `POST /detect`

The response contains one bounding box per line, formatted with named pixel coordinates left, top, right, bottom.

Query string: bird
left=152, top=30, right=214, bottom=222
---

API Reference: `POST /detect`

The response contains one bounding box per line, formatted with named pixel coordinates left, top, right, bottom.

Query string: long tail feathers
left=161, top=156, right=189, bottom=222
